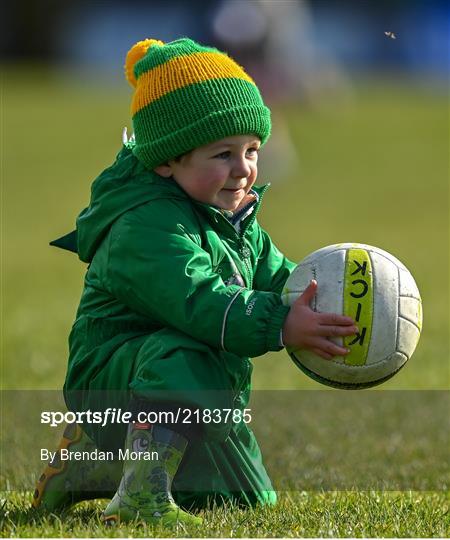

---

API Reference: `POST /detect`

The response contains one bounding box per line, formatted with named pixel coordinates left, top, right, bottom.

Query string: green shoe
left=32, top=423, right=121, bottom=511
left=102, top=423, right=202, bottom=527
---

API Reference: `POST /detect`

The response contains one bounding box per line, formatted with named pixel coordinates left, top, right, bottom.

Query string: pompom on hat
left=124, top=37, right=271, bottom=170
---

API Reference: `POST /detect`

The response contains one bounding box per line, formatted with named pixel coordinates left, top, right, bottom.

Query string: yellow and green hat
left=125, top=38, right=271, bottom=170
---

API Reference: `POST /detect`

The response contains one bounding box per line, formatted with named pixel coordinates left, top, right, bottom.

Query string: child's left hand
left=282, top=280, right=358, bottom=359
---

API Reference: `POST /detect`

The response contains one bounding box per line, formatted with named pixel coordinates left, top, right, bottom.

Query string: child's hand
left=282, top=280, right=358, bottom=360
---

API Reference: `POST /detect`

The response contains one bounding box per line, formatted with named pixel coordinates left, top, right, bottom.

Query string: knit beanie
left=124, top=38, right=271, bottom=170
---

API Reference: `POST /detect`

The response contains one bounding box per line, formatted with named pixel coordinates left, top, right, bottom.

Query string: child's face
left=155, top=135, right=261, bottom=211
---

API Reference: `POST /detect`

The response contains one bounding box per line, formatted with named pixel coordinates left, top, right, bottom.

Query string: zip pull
left=240, top=245, right=251, bottom=259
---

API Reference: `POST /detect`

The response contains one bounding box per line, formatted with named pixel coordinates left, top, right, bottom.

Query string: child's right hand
left=282, top=280, right=358, bottom=360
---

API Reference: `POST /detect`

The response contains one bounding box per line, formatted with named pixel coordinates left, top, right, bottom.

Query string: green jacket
left=61, top=145, right=296, bottom=506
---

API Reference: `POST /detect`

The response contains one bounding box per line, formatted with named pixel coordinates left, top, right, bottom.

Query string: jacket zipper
left=238, top=239, right=253, bottom=289
left=237, top=184, right=269, bottom=289
left=213, top=186, right=270, bottom=402
left=196, top=185, right=270, bottom=289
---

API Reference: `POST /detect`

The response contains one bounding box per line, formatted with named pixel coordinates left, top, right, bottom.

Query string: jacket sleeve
left=253, top=226, right=297, bottom=295
left=102, top=202, right=290, bottom=358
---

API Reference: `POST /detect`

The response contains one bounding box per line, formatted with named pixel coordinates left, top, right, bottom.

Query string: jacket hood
left=74, top=145, right=185, bottom=263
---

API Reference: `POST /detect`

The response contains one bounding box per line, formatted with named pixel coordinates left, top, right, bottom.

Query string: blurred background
left=2, top=0, right=449, bottom=390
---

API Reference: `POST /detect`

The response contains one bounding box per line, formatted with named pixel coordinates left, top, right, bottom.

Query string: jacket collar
left=191, top=184, right=270, bottom=238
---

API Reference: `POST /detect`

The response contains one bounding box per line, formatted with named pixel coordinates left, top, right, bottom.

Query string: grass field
left=2, top=491, right=448, bottom=538
left=1, top=68, right=449, bottom=536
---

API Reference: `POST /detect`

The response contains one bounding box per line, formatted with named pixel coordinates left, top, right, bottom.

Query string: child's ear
left=154, top=163, right=173, bottom=177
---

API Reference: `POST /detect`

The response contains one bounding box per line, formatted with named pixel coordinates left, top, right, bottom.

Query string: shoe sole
left=32, top=423, right=82, bottom=509
left=101, top=513, right=120, bottom=526
left=101, top=509, right=202, bottom=527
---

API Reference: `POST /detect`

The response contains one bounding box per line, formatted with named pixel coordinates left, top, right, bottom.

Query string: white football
left=281, top=243, right=422, bottom=389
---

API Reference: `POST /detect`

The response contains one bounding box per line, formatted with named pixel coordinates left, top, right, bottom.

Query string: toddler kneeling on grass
left=34, top=37, right=357, bottom=526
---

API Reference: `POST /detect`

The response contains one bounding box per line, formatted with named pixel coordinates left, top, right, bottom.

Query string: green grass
left=1, top=491, right=448, bottom=537
left=1, top=68, right=449, bottom=536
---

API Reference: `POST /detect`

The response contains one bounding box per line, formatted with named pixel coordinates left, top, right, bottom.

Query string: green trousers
left=64, top=325, right=276, bottom=508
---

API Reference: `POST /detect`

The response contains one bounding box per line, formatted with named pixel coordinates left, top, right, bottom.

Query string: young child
left=33, top=38, right=357, bottom=526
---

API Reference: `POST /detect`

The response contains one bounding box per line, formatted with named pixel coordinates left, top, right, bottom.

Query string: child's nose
left=231, top=157, right=251, bottom=178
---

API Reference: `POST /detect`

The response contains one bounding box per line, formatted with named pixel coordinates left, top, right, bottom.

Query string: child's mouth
left=223, top=187, right=244, bottom=193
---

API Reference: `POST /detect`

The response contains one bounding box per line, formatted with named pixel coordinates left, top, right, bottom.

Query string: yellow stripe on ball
left=343, top=248, right=374, bottom=366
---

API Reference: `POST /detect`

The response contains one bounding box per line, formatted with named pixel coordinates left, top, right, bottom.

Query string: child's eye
left=212, top=147, right=259, bottom=159
left=246, top=147, right=259, bottom=157
left=213, top=151, right=231, bottom=159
